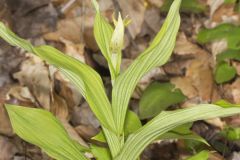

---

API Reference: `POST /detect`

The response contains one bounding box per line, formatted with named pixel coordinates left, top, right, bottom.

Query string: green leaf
left=5, top=104, right=89, bottom=160
left=160, top=123, right=208, bottom=146
left=197, top=23, right=240, bottom=50
left=112, top=0, right=182, bottom=134
left=216, top=49, right=240, bottom=62
left=124, top=111, right=142, bottom=136
left=214, top=61, right=236, bottom=84
left=116, top=104, right=240, bottom=160
left=215, top=99, right=240, bottom=108
left=0, top=22, right=116, bottom=133
left=90, top=144, right=111, bottom=160
left=92, top=110, right=142, bottom=143
left=185, top=150, right=209, bottom=160
left=221, top=127, right=240, bottom=140
left=224, top=0, right=237, bottom=4
left=139, top=82, right=186, bottom=119
left=161, top=0, right=206, bottom=13
left=92, top=131, right=106, bottom=143
left=0, top=21, right=123, bottom=157
left=93, top=3, right=116, bottom=81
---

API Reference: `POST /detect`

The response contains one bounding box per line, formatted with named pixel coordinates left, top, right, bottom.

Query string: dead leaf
left=186, top=53, right=214, bottom=102
left=174, top=32, right=205, bottom=55
left=118, top=0, right=146, bottom=39
left=51, top=92, right=69, bottom=120
left=228, top=78, right=240, bottom=103
left=207, top=0, right=224, bottom=18
left=75, top=125, right=99, bottom=140
left=206, top=118, right=225, bottom=129
left=144, top=7, right=161, bottom=33
left=71, top=102, right=100, bottom=129
left=212, top=3, right=239, bottom=24
left=147, top=0, right=164, bottom=8
left=54, top=71, right=83, bottom=108
left=171, top=77, right=198, bottom=99
left=60, top=38, right=85, bottom=62
left=0, top=136, right=18, bottom=160
left=44, top=17, right=82, bottom=43
left=11, top=2, right=58, bottom=38
left=7, top=86, right=35, bottom=103
left=61, top=120, right=88, bottom=147
left=0, top=105, right=12, bottom=135
left=211, top=40, right=228, bottom=63
left=13, top=55, right=52, bottom=110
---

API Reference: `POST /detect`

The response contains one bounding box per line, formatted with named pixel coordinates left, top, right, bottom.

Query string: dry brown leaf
left=7, top=86, right=35, bottom=103
left=186, top=53, right=214, bottom=102
left=60, top=38, right=85, bottom=62
left=0, top=105, right=12, bottom=135
left=144, top=7, right=161, bottom=33
left=51, top=93, right=69, bottom=120
left=229, top=152, right=240, bottom=160
left=118, top=0, right=146, bottom=39
left=0, top=136, right=18, bottom=160
left=212, top=3, right=239, bottom=24
left=13, top=55, right=52, bottom=110
left=232, top=61, right=240, bottom=76
left=171, top=50, right=216, bottom=102
left=75, top=125, right=99, bottom=140
left=228, top=78, right=240, bottom=103
left=174, top=32, right=204, bottom=56
left=205, top=118, right=225, bottom=129
left=211, top=40, right=228, bottom=63
left=207, top=0, right=225, bottom=18
left=54, top=71, right=83, bottom=108
left=147, top=0, right=164, bottom=8
left=171, top=77, right=198, bottom=99
left=209, top=152, right=225, bottom=160
left=71, top=102, right=100, bottom=129
left=44, top=17, right=82, bottom=43
left=61, top=120, right=88, bottom=147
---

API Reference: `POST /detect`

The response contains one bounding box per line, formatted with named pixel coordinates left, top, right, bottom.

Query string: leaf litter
left=1, top=0, right=240, bottom=159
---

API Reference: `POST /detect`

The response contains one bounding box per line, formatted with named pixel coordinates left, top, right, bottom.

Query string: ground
left=0, top=0, right=240, bottom=159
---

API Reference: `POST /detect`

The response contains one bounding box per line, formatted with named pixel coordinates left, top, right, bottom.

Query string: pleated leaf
left=116, top=104, right=240, bottom=160
left=5, top=104, right=88, bottom=160
left=112, top=0, right=182, bottom=133
left=185, top=150, right=209, bottom=160
left=92, top=0, right=116, bottom=80
left=0, top=22, right=116, bottom=132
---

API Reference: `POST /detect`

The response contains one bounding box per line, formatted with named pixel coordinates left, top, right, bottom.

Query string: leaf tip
left=92, top=0, right=100, bottom=12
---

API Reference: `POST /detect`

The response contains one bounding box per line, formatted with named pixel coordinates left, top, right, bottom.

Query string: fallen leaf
left=0, top=136, right=18, bottom=160
left=7, top=86, right=35, bottom=103
left=60, top=38, right=85, bottom=62
left=228, top=78, right=240, bottom=103
left=75, top=125, right=99, bottom=140
left=13, top=55, right=52, bottom=110
left=61, top=120, right=88, bottom=147
left=147, top=0, right=164, bottom=8
left=44, top=17, right=82, bottom=43
left=207, top=0, right=225, bottom=18
left=171, top=77, right=198, bottom=99
left=51, top=92, right=69, bottom=120
left=144, top=7, right=162, bottom=33
left=54, top=71, right=83, bottom=108
left=174, top=32, right=205, bottom=55
left=212, top=3, right=239, bottom=24
left=186, top=53, right=214, bottom=102
left=71, top=102, right=100, bottom=129
left=118, top=0, right=146, bottom=39
left=0, top=104, right=12, bottom=135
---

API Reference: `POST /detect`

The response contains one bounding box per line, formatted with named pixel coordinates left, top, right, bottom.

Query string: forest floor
left=1, top=0, right=240, bottom=159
